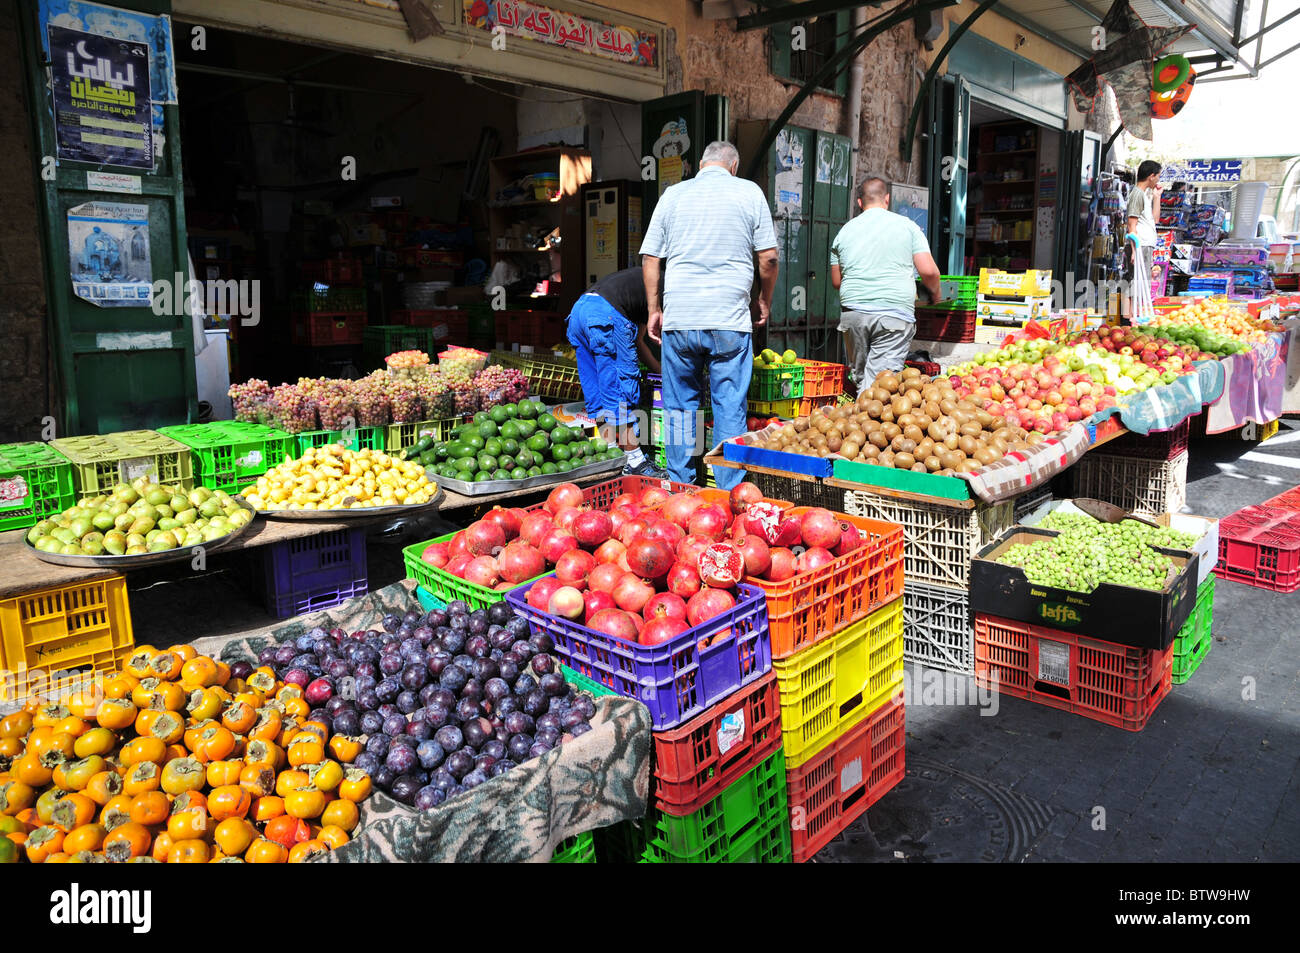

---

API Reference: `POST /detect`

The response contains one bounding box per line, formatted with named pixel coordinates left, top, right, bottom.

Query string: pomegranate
left=641, top=611, right=689, bottom=646
left=547, top=586, right=586, bottom=620
left=464, top=555, right=500, bottom=588
left=617, top=517, right=653, bottom=547
left=737, top=535, right=772, bottom=578
left=587, top=608, right=640, bottom=643
left=555, top=549, right=596, bottom=588
left=686, top=587, right=736, bottom=626
left=590, top=537, right=624, bottom=563
left=525, top=577, right=563, bottom=612
left=445, top=555, right=473, bottom=578
left=539, top=528, right=579, bottom=564
left=495, top=582, right=516, bottom=591
left=588, top=562, right=625, bottom=593
left=626, top=536, right=675, bottom=581
left=800, top=508, right=843, bottom=549
left=687, top=504, right=730, bottom=541
left=545, top=482, right=584, bottom=514
left=482, top=506, right=522, bottom=540
left=464, top=520, right=506, bottom=557
left=448, top=532, right=470, bottom=559
left=519, top=512, right=555, bottom=549
left=612, top=573, right=655, bottom=614
left=729, top=518, right=749, bottom=543
left=795, top=546, right=835, bottom=573
left=497, top=541, right=546, bottom=584
left=676, top=534, right=713, bottom=569
left=583, top=589, right=617, bottom=618
left=699, top=542, right=744, bottom=589
left=611, top=493, right=638, bottom=509
left=665, top=561, right=703, bottom=599
left=638, top=486, right=671, bottom=508
left=421, top=542, right=450, bottom=568
left=661, top=492, right=706, bottom=528
left=766, top=547, right=797, bottom=582
left=833, top=521, right=863, bottom=557
left=743, top=502, right=799, bottom=546
left=554, top=507, right=582, bottom=534
left=642, top=592, right=688, bottom=623
left=640, top=519, right=685, bottom=550
left=616, top=551, right=633, bottom=574
left=573, top=510, right=614, bottom=549
left=728, top=481, right=763, bottom=514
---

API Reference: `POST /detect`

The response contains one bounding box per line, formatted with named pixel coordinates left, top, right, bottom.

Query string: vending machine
left=580, top=180, right=642, bottom=287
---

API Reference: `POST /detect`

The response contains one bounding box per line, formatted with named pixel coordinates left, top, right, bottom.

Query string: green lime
left=454, top=457, right=477, bottom=474
left=499, top=421, right=520, bottom=441
left=497, top=454, right=516, bottom=470
left=607, top=448, right=624, bottom=460
left=537, top=413, right=557, bottom=432
left=569, top=443, right=587, bottom=460
left=551, top=426, right=571, bottom=446
left=505, top=403, right=519, bottom=418
left=552, top=445, right=571, bottom=462
left=501, top=438, right=520, bottom=456
left=434, top=442, right=451, bottom=459
left=473, top=411, right=489, bottom=424
left=541, top=461, right=558, bottom=475
left=557, top=460, right=574, bottom=472
left=517, top=401, right=538, bottom=420
left=474, top=471, right=493, bottom=482
left=440, top=464, right=460, bottom=478
left=513, top=448, right=533, bottom=468
left=591, top=438, right=608, bottom=454
left=489, top=405, right=509, bottom=424
left=510, top=467, right=528, bottom=480
left=464, top=433, right=485, bottom=451
left=419, top=450, right=437, bottom=467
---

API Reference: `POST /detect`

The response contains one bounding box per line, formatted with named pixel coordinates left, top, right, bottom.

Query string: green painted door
left=640, top=91, right=728, bottom=224
left=19, top=0, right=196, bottom=437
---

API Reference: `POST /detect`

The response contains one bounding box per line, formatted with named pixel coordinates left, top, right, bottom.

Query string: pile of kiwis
left=755, top=367, right=1043, bottom=475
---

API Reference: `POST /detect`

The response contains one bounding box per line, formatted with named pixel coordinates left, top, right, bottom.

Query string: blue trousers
left=661, top=329, right=752, bottom=490
left=566, top=294, right=641, bottom=428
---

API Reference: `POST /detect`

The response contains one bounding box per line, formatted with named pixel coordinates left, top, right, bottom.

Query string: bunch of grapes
left=315, top=380, right=358, bottom=431
left=388, top=378, right=424, bottom=423
left=473, top=365, right=529, bottom=411
left=354, top=373, right=391, bottom=427
left=416, top=370, right=455, bottom=419
left=271, top=383, right=317, bottom=433
left=438, top=346, right=487, bottom=382
left=228, top=379, right=272, bottom=422
left=998, top=528, right=1176, bottom=594
left=1039, top=511, right=1200, bottom=550
left=386, top=350, right=431, bottom=369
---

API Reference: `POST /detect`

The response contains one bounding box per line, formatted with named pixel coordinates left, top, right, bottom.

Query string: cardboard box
left=978, top=268, right=1052, bottom=298
left=974, top=322, right=1022, bottom=346
left=969, top=526, right=1199, bottom=651
left=1201, top=245, right=1268, bottom=268
left=976, top=296, right=1050, bottom=320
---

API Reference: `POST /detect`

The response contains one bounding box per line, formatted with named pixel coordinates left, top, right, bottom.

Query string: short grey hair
left=700, top=140, right=739, bottom=169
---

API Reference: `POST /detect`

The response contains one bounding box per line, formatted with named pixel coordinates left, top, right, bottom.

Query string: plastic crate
left=402, top=533, right=545, bottom=611
left=0, top=442, right=75, bottom=532
left=550, top=831, right=597, bottom=863
left=292, top=312, right=366, bottom=347
left=1264, top=485, right=1300, bottom=513
left=363, top=325, right=436, bottom=367
left=645, top=373, right=663, bottom=408
left=795, top=360, right=845, bottom=399
left=843, top=491, right=1014, bottom=589
left=1213, top=504, right=1300, bottom=593
left=651, top=671, right=783, bottom=816
left=561, top=664, right=618, bottom=699
left=1105, top=419, right=1191, bottom=461
left=293, top=426, right=385, bottom=457
left=797, top=395, right=839, bottom=418
left=787, top=697, right=905, bottom=863
left=1069, top=450, right=1188, bottom=517
left=260, top=528, right=369, bottom=619
left=384, top=417, right=470, bottom=455
left=414, top=586, right=446, bottom=614
left=973, top=614, right=1173, bottom=731
left=747, top=397, right=801, bottom=418
left=747, top=506, right=904, bottom=660
left=521, top=355, right=583, bottom=402
left=905, top=358, right=942, bottom=377
left=902, top=581, right=973, bottom=675
left=0, top=576, right=135, bottom=702
left=506, top=578, right=771, bottom=731
left=300, top=257, right=362, bottom=285
left=773, top=598, right=905, bottom=768
left=748, top=472, right=847, bottom=512
left=750, top=363, right=804, bottom=402
left=295, top=287, right=368, bottom=313
left=914, top=308, right=976, bottom=343
left=50, top=430, right=194, bottom=496
left=1172, top=575, right=1214, bottom=685
left=157, top=422, right=293, bottom=495
left=1012, top=484, right=1053, bottom=525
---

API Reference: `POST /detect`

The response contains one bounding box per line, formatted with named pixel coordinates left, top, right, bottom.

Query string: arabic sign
left=50, top=25, right=152, bottom=169
left=68, top=201, right=153, bottom=307
left=41, top=0, right=178, bottom=104
left=1159, top=159, right=1243, bottom=184
left=463, top=0, right=657, bottom=68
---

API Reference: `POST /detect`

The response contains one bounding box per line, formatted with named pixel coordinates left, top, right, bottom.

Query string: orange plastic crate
left=974, top=614, right=1173, bottom=731
left=787, top=697, right=905, bottom=862
left=795, top=359, right=845, bottom=399
left=746, top=506, right=904, bottom=659
left=652, top=671, right=783, bottom=816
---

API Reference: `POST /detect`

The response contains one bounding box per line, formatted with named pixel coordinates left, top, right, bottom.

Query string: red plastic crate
left=795, top=360, right=845, bottom=399
left=905, top=359, right=941, bottom=377
left=292, top=311, right=366, bottom=347
left=494, top=311, right=543, bottom=348
left=746, top=506, right=905, bottom=659
left=1105, top=418, right=1191, bottom=461
left=652, top=671, right=783, bottom=816
left=1264, top=485, right=1300, bottom=513
left=787, top=697, right=905, bottom=863
left=915, top=308, right=976, bottom=343
left=390, top=310, right=468, bottom=346
left=973, top=614, right=1173, bottom=731
left=1213, top=504, right=1300, bottom=593
left=300, top=256, right=362, bottom=285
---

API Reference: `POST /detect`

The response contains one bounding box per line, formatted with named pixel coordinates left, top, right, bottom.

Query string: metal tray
left=24, top=498, right=258, bottom=569
left=249, top=485, right=445, bottom=521
left=425, top=456, right=623, bottom=496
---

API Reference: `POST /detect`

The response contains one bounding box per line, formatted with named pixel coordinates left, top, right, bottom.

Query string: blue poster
left=50, top=25, right=152, bottom=169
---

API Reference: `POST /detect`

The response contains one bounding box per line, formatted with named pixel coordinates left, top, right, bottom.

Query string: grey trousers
left=839, top=309, right=915, bottom=390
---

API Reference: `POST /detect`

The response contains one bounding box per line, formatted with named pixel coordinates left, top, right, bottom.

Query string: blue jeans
left=662, top=329, right=752, bottom=490
left=566, top=294, right=641, bottom=429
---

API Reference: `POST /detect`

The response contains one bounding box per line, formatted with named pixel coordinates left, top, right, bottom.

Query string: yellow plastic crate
left=0, top=576, right=135, bottom=702
left=773, top=597, right=904, bottom=769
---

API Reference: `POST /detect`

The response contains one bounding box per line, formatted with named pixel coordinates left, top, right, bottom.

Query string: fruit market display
left=1038, top=510, right=1201, bottom=550
left=26, top=481, right=250, bottom=556
left=0, top=645, right=375, bottom=863
left=1149, top=299, right=1282, bottom=344
left=753, top=347, right=799, bottom=370
left=412, top=401, right=623, bottom=483
left=747, top=367, right=1045, bottom=473
left=255, top=603, right=597, bottom=809
left=244, top=445, right=436, bottom=512
left=385, top=350, right=431, bottom=370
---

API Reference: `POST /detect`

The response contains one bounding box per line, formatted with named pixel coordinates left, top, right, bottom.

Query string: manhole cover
left=811, top=756, right=1057, bottom=862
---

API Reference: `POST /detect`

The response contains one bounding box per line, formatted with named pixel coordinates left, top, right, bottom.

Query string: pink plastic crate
left=1214, top=505, right=1300, bottom=593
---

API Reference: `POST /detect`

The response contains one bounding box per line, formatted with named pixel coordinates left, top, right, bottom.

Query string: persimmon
left=167, top=839, right=210, bottom=863
left=213, top=817, right=256, bottom=856
left=103, top=821, right=152, bottom=862
left=207, top=785, right=250, bottom=821
left=244, top=837, right=287, bottom=863
left=128, top=791, right=171, bottom=826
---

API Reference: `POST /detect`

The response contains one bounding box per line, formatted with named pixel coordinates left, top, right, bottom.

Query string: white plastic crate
left=903, top=581, right=973, bottom=675
left=749, top=471, right=848, bottom=511
left=1069, top=450, right=1188, bottom=517
left=1012, top=484, right=1053, bottom=524
left=843, top=491, right=1014, bottom=589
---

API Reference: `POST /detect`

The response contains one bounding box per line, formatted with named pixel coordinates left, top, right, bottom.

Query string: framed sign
left=891, top=183, right=929, bottom=236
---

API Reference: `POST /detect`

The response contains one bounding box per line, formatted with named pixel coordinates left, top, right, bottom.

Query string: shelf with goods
left=969, top=120, right=1040, bottom=268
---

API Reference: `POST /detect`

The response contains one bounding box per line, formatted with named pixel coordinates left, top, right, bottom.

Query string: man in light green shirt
left=831, top=177, right=942, bottom=389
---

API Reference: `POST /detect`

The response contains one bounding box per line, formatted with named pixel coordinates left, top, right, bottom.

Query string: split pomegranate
left=588, top=562, right=625, bottom=593
left=497, top=541, right=546, bottom=584
left=766, top=547, right=797, bottom=582
left=464, top=520, right=506, bottom=557
left=626, top=536, right=675, bottom=580
left=686, top=587, right=736, bottom=626
left=519, top=512, right=556, bottom=549
left=572, top=510, right=614, bottom=548
left=642, top=591, right=688, bottom=622
left=612, top=573, right=655, bottom=614
left=687, top=504, right=730, bottom=541
left=665, top=561, right=702, bottom=599
left=587, top=608, right=640, bottom=642
left=555, top=549, right=596, bottom=588
left=525, top=577, right=563, bottom=612
left=545, top=482, right=584, bottom=514
left=743, top=502, right=789, bottom=546
left=482, top=506, right=522, bottom=540
left=699, top=542, right=744, bottom=588
left=728, top=481, right=763, bottom=514
left=737, top=535, right=772, bottom=578
left=547, top=586, right=586, bottom=620
left=800, top=508, right=843, bottom=549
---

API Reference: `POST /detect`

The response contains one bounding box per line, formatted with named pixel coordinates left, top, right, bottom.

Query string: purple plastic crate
left=505, top=577, right=772, bottom=730
left=260, top=528, right=369, bottom=619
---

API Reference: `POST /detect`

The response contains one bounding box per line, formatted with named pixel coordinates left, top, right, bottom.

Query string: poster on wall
left=49, top=25, right=153, bottom=169
left=652, top=120, right=690, bottom=195
left=774, top=129, right=804, bottom=217
left=891, top=183, right=928, bottom=235
left=67, top=201, right=153, bottom=307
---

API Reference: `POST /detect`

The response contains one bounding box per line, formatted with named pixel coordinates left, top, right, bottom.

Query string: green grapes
left=998, top=515, right=1193, bottom=593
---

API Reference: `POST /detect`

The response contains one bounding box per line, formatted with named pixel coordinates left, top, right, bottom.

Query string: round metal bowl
left=248, top=485, right=445, bottom=521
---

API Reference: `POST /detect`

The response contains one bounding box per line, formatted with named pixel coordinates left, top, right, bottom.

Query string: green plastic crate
left=1172, top=575, right=1214, bottom=685
left=561, top=664, right=618, bottom=699
left=158, top=421, right=293, bottom=494
left=402, top=534, right=543, bottom=611
left=750, top=363, right=804, bottom=402
left=50, top=430, right=194, bottom=495
left=293, top=426, right=385, bottom=457
left=364, top=325, right=437, bottom=367
left=550, top=831, right=597, bottom=863
left=0, top=442, right=76, bottom=531
left=385, top=417, right=470, bottom=455
left=295, top=287, right=368, bottom=313
left=600, top=750, right=791, bottom=863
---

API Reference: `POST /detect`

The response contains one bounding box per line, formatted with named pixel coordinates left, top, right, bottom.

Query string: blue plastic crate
left=259, top=527, right=368, bottom=619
